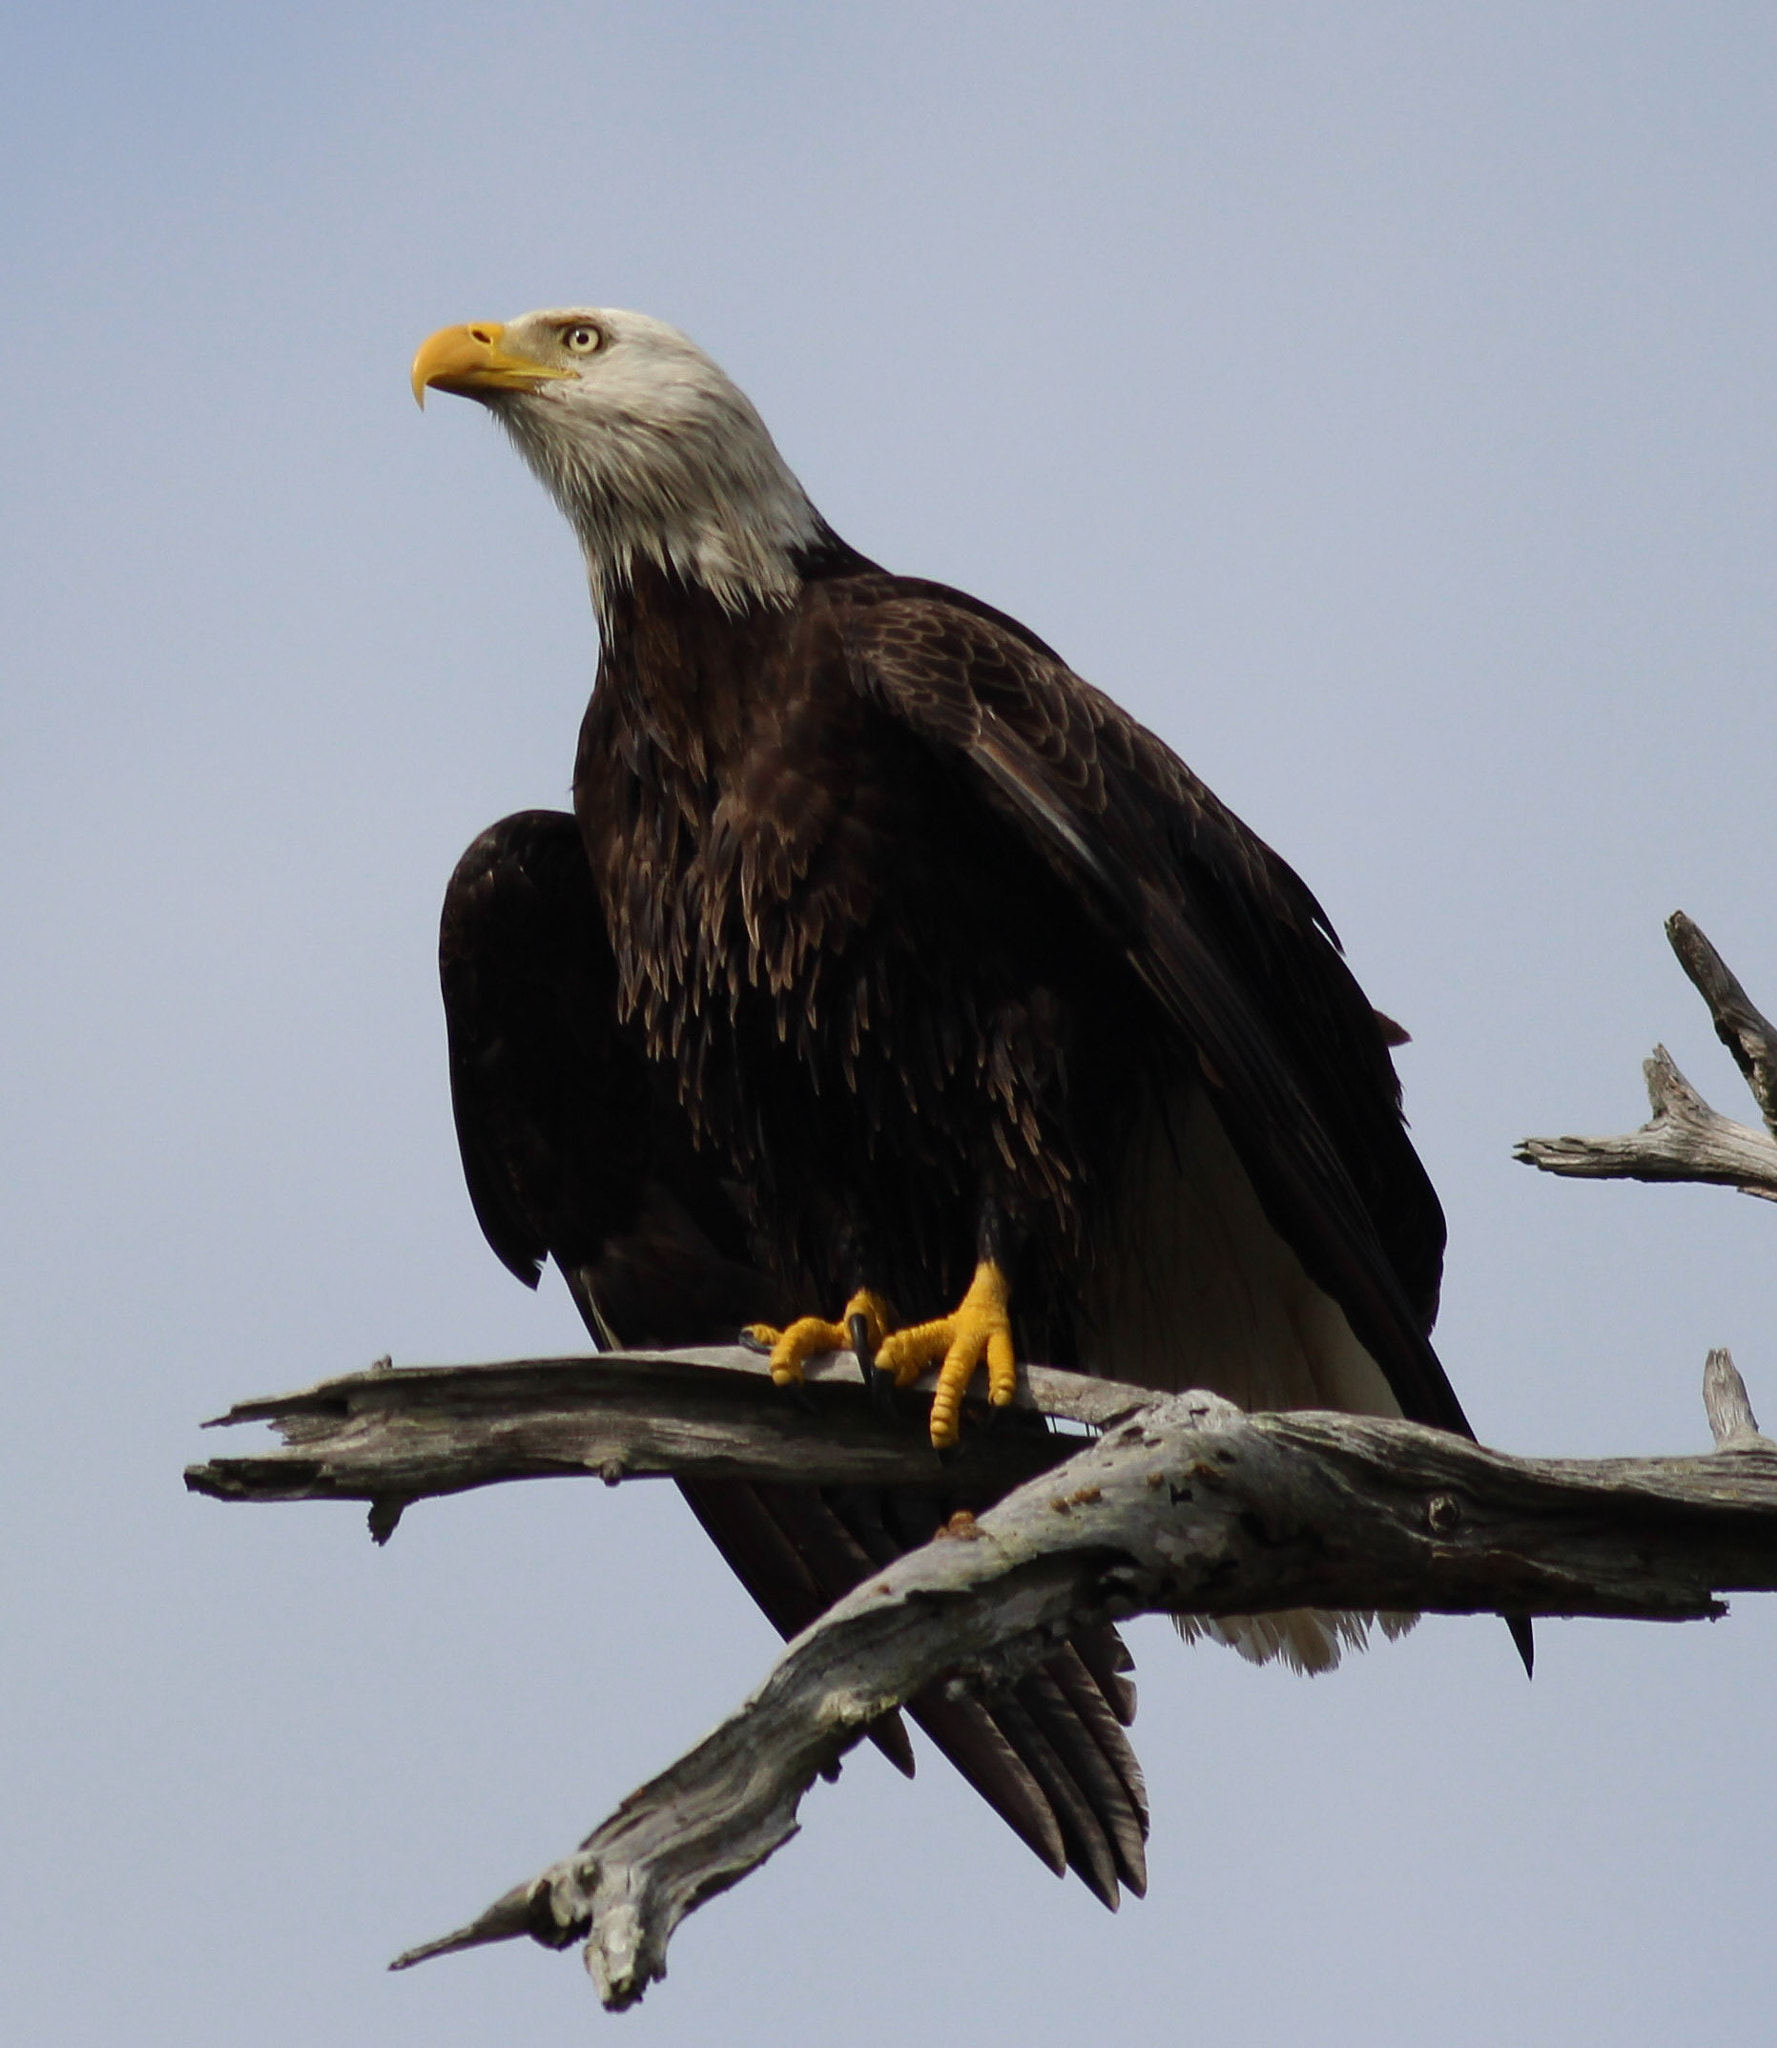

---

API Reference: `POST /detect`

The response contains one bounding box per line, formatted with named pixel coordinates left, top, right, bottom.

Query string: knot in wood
left=1426, top=1493, right=1461, bottom=1534
left=935, top=1510, right=981, bottom=1540
left=599, top=1458, right=627, bottom=1487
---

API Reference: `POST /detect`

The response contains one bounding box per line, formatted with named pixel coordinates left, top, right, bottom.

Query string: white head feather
left=478, top=308, right=827, bottom=621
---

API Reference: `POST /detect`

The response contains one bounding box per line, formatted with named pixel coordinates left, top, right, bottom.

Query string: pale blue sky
left=5, top=7, right=1776, bottom=2042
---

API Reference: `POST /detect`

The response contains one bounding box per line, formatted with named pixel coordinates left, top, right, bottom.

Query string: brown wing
left=440, top=808, right=1149, bottom=1899
left=440, top=809, right=774, bottom=1340
left=835, top=579, right=1463, bottom=1434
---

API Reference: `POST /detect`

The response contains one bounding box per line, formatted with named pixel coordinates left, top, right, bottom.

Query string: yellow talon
left=874, top=1260, right=1017, bottom=1449
left=750, top=1291, right=891, bottom=1387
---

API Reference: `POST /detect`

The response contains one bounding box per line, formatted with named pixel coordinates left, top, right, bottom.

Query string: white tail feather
left=1084, top=1080, right=1422, bottom=1674
left=1172, top=1609, right=1418, bottom=1676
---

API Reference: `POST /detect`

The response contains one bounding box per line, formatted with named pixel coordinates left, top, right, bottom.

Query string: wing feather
left=838, top=587, right=1464, bottom=1432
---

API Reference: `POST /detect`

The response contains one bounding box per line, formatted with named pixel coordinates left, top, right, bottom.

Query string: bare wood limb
left=1704, top=1346, right=1770, bottom=1448
left=184, top=1347, right=1159, bottom=1535
left=1513, top=1045, right=1777, bottom=1197
left=386, top=1374, right=1777, bottom=2011
left=1666, top=911, right=1777, bottom=1136
left=1516, top=915, right=1777, bottom=1197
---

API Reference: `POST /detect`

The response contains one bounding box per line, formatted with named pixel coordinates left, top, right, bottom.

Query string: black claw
left=850, top=1312, right=874, bottom=1384
left=777, top=1377, right=819, bottom=1416
left=934, top=1441, right=962, bottom=1469
left=737, top=1327, right=772, bottom=1355
left=870, top=1364, right=899, bottom=1416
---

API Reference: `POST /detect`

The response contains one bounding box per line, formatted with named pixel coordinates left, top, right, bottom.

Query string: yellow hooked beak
left=410, top=322, right=574, bottom=407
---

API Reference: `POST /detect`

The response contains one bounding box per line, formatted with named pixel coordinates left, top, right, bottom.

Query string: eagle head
left=412, top=308, right=825, bottom=618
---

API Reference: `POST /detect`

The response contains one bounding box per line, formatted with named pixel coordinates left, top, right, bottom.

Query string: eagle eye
left=562, top=324, right=602, bottom=356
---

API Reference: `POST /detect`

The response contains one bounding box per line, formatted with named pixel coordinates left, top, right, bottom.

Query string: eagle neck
left=595, top=563, right=771, bottom=754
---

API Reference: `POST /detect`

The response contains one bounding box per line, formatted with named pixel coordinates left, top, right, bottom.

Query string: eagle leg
left=745, top=1291, right=893, bottom=1392
left=874, top=1259, right=1017, bottom=1451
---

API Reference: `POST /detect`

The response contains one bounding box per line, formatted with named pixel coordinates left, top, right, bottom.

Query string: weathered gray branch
left=375, top=1360, right=1777, bottom=2011
left=185, top=1347, right=1155, bottom=1540
left=1513, top=1043, right=1777, bottom=1197
left=1667, top=910, right=1777, bottom=1137
left=1516, top=912, right=1777, bottom=1197
left=1703, top=1346, right=1771, bottom=1449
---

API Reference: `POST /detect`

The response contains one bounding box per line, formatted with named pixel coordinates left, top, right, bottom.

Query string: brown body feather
left=574, top=550, right=1457, bottom=1416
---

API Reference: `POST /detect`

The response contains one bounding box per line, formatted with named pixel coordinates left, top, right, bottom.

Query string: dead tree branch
left=1517, top=912, right=1777, bottom=1198
left=185, top=1347, right=1153, bottom=1541
left=1703, top=1346, right=1772, bottom=1449
left=316, top=1356, right=1777, bottom=2011
left=1666, top=911, right=1777, bottom=1136
left=191, top=1335, right=1777, bottom=2009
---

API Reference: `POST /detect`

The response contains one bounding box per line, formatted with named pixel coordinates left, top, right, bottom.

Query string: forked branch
left=1517, top=912, right=1777, bottom=1198
left=350, top=1360, right=1777, bottom=2011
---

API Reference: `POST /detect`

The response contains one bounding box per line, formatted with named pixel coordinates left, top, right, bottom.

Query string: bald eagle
left=416, top=309, right=1521, bottom=1907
